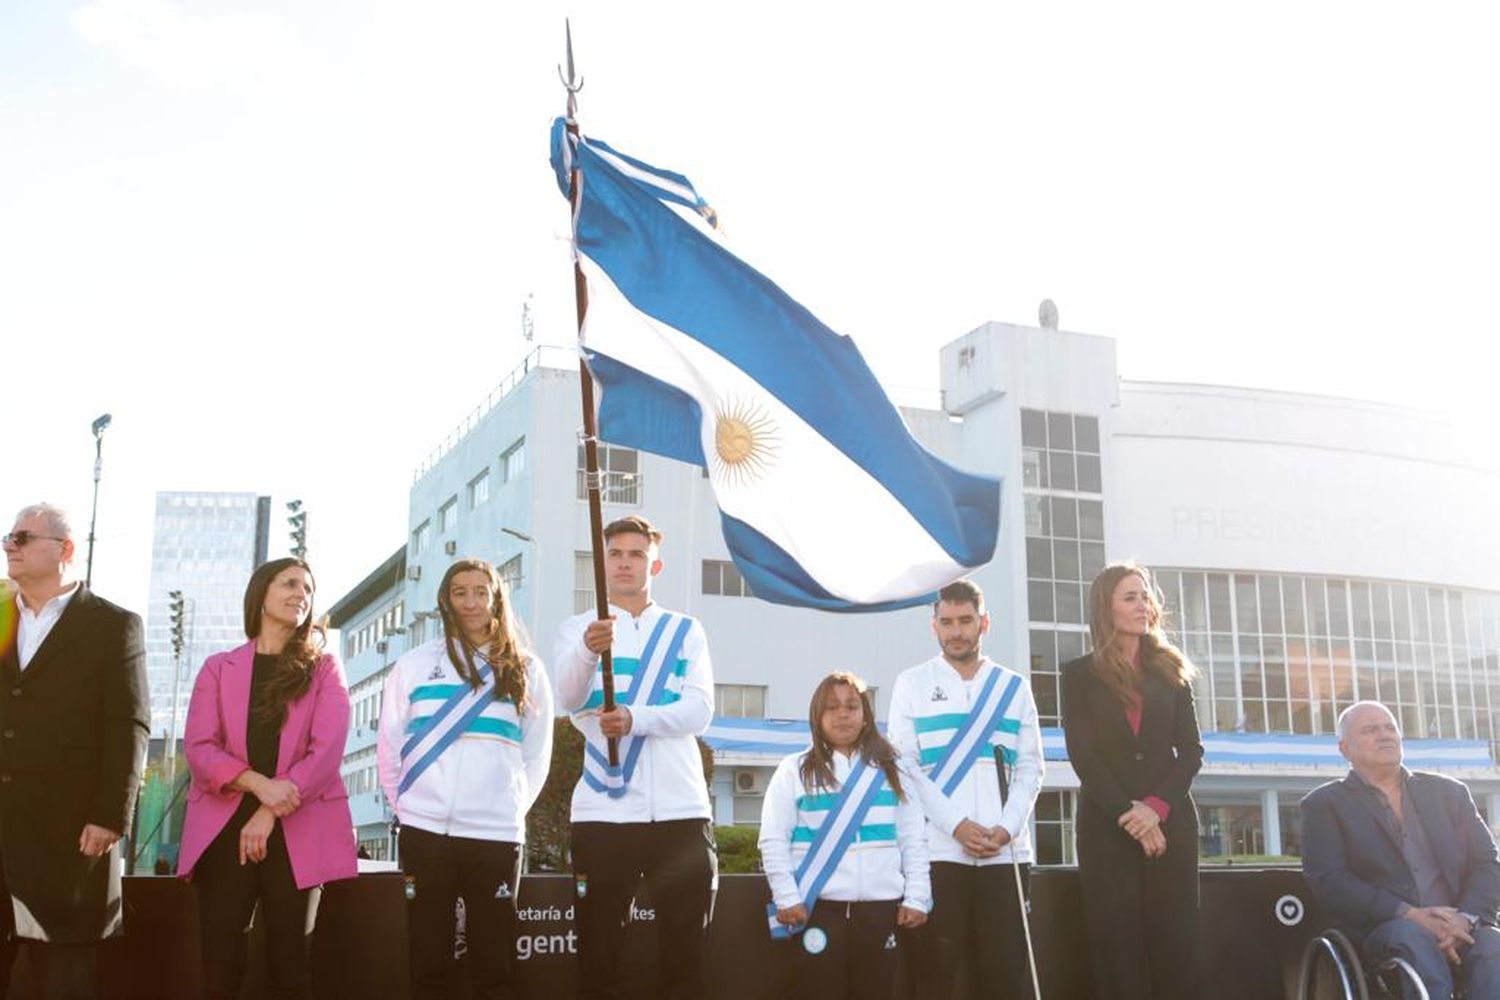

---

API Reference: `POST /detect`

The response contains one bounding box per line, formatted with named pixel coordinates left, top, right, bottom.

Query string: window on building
left=1033, top=790, right=1076, bottom=864
left=732, top=792, right=764, bottom=826
left=574, top=551, right=596, bottom=615
left=1157, top=569, right=1500, bottom=756
left=499, top=554, right=523, bottom=594
left=501, top=438, right=526, bottom=484
left=412, top=520, right=430, bottom=555
left=1022, top=409, right=1103, bottom=654
left=702, top=559, right=752, bottom=598
left=576, top=444, right=641, bottom=504
left=438, top=497, right=458, bottom=534
left=716, top=684, right=767, bottom=718
left=468, top=469, right=491, bottom=509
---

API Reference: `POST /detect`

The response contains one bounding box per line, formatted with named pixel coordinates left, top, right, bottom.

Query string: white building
left=328, top=322, right=1500, bottom=863
left=144, top=491, right=271, bottom=742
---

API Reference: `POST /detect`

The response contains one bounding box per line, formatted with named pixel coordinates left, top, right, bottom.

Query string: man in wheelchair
left=1302, top=701, right=1500, bottom=998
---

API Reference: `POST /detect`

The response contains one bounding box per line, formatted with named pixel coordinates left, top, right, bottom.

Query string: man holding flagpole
left=888, top=579, right=1044, bottom=1000
left=554, top=515, right=717, bottom=1000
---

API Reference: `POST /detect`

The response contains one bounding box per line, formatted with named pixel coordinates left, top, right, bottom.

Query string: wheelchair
left=1295, top=928, right=1463, bottom=1000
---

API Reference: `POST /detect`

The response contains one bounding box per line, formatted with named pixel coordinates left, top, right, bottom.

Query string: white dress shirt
left=16, top=582, right=80, bottom=670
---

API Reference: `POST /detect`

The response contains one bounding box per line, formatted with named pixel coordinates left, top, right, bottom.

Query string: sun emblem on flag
left=711, top=398, right=778, bottom=487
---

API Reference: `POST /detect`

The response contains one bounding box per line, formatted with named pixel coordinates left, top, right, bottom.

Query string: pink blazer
left=177, top=642, right=358, bottom=890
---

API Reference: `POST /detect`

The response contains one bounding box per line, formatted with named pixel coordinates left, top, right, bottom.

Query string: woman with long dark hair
left=758, top=672, right=929, bottom=999
left=1061, top=563, right=1204, bottom=999
left=178, top=557, right=357, bottom=999
left=376, top=558, right=552, bottom=1000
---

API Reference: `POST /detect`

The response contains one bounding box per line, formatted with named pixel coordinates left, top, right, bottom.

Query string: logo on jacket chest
left=930, top=686, right=949, bottom=702
left=427, top=664, right=445, bottom=680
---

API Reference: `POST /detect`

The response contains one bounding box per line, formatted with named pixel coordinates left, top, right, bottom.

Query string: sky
left=3, top=1, right=1497, bottom=617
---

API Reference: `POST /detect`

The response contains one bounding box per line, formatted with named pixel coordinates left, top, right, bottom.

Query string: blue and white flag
left=551, top=119, right=1000, bottom=612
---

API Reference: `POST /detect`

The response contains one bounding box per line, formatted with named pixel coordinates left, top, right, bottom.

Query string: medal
left=802, top=926, right=827, bottom=955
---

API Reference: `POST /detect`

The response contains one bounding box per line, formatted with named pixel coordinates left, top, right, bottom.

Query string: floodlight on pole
left=85, top=413, right=112, bottom=588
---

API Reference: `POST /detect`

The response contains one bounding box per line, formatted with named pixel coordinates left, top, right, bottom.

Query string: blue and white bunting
left=551, top=119, right=1001, bottom=612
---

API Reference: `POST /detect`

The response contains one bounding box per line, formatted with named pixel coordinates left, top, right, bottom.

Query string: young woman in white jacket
left=759, top=672, right=930, bottom=999
left=377, top=558, right=553, bottom=1000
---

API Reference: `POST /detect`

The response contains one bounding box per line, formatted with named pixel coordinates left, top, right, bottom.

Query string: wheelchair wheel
left=1373, top=957, right=1429, bottom=1000
left=1297, top=929, right=1370, bottom=1000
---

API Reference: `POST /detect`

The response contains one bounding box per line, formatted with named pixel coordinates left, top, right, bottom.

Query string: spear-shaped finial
left=557, top=18, right=584, bottom=123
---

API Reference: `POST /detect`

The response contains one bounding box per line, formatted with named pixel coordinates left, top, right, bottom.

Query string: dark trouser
left=916, top=861, right=1033, bottom=1000
left=398, top=825, right=521, bottom=1000
left=1076, top=803, right=1201, bottom=1000
left=1363, top=917, right=1500, bottom=1000
left=570, top=819, right=717, bottom=1000
left=193, top=820, right=312, bottom=1000
left=789, top=898, right=900, bottom=1000
left=0, top=848, right=99, bottom=1000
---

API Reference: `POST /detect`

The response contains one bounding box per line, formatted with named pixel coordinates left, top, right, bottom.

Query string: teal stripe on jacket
left=920, top=743, right=1017, bottom=766
left=790, top=822, right=898, bottom=844
left=914, top=712, right=970, bottom=734
left=795, top=789, right=900, bottom=812
left=411, top=683, right=466, bottom=702
left=581, top=658, right=688, bottom=710
left=405, top=712, right=521, bottom=741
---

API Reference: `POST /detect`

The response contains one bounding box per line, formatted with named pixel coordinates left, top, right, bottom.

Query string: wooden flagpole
left=559, top=20, right=619, bottom=767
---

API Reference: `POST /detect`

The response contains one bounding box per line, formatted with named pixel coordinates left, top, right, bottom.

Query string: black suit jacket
left=1301, top=769, right=1500, bottom=941
left=1060, top=653, right=1204, bottom=827
left=0, top=586, right=149, bottom=941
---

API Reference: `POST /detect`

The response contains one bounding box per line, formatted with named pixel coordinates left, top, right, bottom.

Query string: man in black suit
left=1, top=503, right=149, bottom=998
left=1302, top=700, right=1500, bottom=998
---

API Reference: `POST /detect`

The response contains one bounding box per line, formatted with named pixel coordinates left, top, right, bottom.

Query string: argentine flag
left=551, top=119, right=1000, bottom=612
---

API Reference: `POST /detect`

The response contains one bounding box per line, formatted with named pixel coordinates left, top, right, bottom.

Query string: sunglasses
left=2, top=531, right=67, bottom=548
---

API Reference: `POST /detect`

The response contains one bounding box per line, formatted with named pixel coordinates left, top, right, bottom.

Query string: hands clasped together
left=1405, top=905, right=1478, bottom=966
left=953, top=817, right=1011, bottom=859
left=1118, top=800, right=1166, bottom=858
left=240, top=775, right=303, bottom=865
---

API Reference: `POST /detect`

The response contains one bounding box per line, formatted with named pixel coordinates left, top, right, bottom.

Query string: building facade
left=325, top=547, right=407, bottom=861
left=329, top=324, right=1500, bottom=863
left=144, top=491, right=271, bottom=743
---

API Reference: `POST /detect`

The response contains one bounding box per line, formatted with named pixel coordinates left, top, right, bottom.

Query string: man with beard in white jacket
left=887, top=579, right=1044, bottom=1000
left=554, top=515, right=716, bottom=1000
left=378, top=558, right=553, bottom=1000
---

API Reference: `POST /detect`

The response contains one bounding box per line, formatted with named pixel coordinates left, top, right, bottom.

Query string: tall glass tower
left=144, top=492, right=271, bottom=742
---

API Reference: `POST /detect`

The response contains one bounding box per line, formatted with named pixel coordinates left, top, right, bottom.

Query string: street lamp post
left=166, top=590, right=187, bottom=790
left=85, top=413, right=111, bottom=588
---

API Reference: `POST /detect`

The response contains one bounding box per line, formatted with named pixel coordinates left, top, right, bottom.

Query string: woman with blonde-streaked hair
left=376, top=558, right=552, bottom=1000
left=1061, top=562, right=1204, bottom=999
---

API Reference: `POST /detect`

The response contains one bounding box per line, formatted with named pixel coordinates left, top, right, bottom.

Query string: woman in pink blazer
left=179, top=557, right=357, bottom=999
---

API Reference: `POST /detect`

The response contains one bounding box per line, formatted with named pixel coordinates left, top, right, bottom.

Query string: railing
left=574, top=469, right=642, bottom=506
left=412, top=344, right=576, bottom=483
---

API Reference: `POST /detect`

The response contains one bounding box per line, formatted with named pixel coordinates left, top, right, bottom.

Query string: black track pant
left=570, top=819, right=717, bottom=1000
left=399, top=825, right=521, bottom=1000
left=787, top=898, right=901, bottom=1000
left=916, top=861, right=1033, bottom=1000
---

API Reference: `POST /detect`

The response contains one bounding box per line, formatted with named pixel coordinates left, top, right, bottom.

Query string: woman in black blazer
left=1061, top=562, right=1204, bottom=1000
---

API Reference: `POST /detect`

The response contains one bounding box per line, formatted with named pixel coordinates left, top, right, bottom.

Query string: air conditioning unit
left=444, top=540, right=458, bottom=555
left=734, top=769, right=767, bottom=795
left=407, top=566, right=422, bottom=581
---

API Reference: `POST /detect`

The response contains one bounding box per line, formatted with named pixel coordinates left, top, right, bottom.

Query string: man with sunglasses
left=1, top=503, right=149, bottom=998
